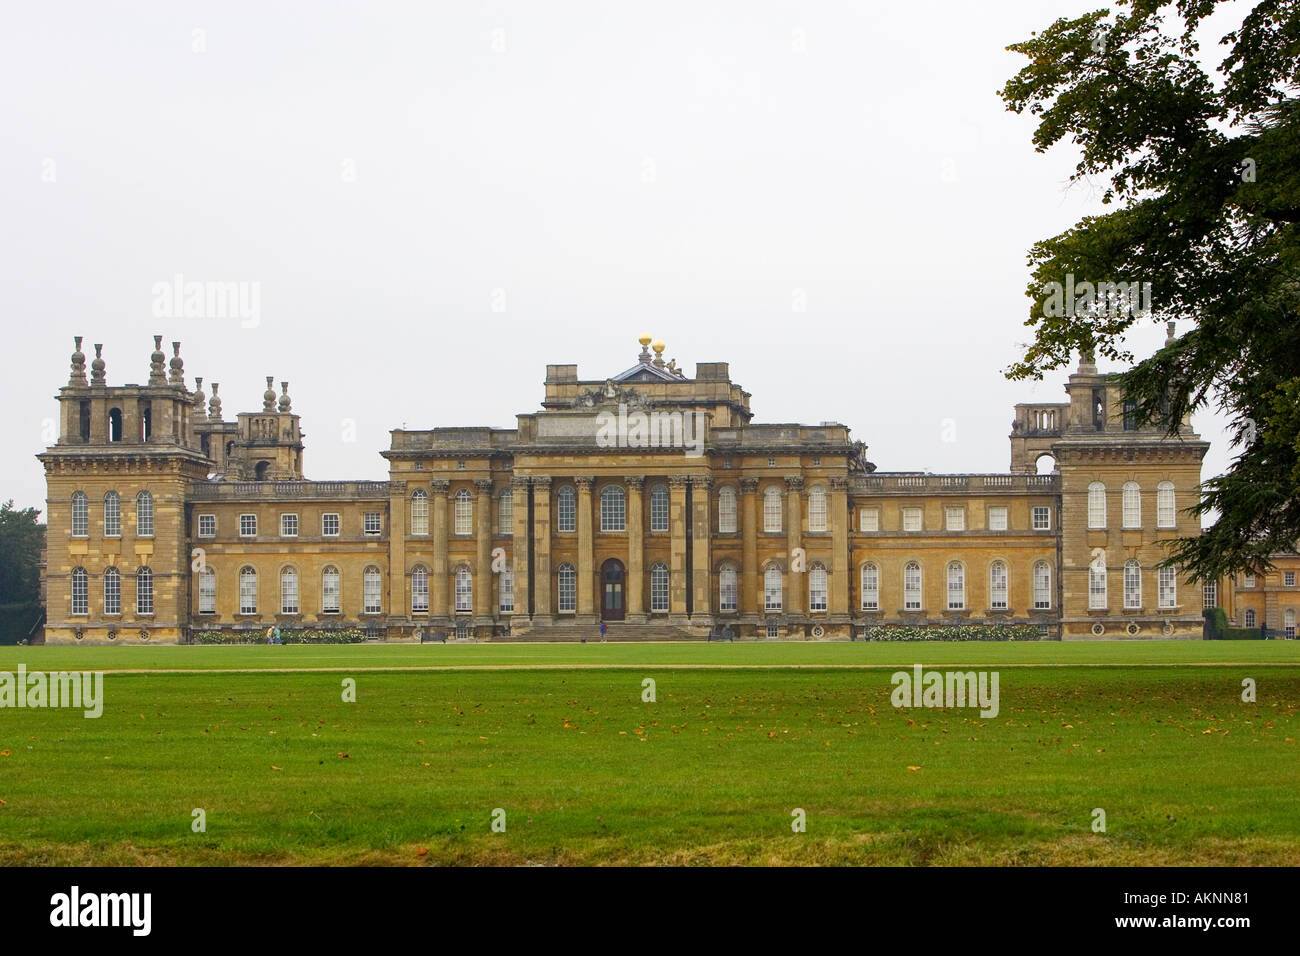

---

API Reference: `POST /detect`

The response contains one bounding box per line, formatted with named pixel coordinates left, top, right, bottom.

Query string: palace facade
left=37, top=332, right=1300, bottom=643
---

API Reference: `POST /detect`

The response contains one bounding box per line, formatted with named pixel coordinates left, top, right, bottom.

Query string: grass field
left=1, top=641, right=1297, bottom=866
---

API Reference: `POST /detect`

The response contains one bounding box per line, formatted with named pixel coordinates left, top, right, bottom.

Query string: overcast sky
left=1, top=0, right=1251, bottom=518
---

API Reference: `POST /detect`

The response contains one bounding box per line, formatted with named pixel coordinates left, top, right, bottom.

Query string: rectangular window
left=1202, top=580, right=1217, bottom=609
left=945, top=507, right=964, bottom=532
left=239, top=514, right=257, bottom=537
left=280, top=513, right=298, bottom=537
left=322, top=513, right=340, bottom=536
left=1158, top=567, right=1177, bottom=608
left=1089, top=568, right=1107, bottom=610
left=198, top=572, right=215, bottom=614
left=71, top=571, right=88, bottom=615
left=499, top=569, right=514, bottom=613
left=765, top=621, right=779, bottom=638
left=1286, top=572, right=1296, bottom=588
left=104, top=495, right=121, bottom=537
left=104, top=571, right=121, bottom=615
left=1033, top=563, right=1051, bottom=609
left=1244, top=573, right=1256, bottom=588
left=363, top=572, right=382, bottom=614
left=322, top=572, right=340, bottom=613
left=902, top=508, right=922, bottom=532
left=861, top=565, right=879, bottom=610
left=136, top=571, right=154, bottom=615
left=198, top=514, right=216, bottom=538
left=859, top=508, right=879, bottom=532
left=364, top=512, right=382, bottom=535
left=988, top=506, right=1008, bottom=531
left=1032, top=506, right=1050, bottom=530
left=239, top=573, right=257, bottom=615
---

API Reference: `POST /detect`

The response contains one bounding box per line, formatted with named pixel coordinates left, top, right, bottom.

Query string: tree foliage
left=0, top=500, right=44, bottom=602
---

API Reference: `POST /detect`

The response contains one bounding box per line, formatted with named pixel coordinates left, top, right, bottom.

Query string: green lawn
left=1, top=641, right=1297, bottom=865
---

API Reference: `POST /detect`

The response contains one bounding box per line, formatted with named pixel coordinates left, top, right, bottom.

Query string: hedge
left=864, top=623, right=1043, bottom=642
left=0, top=602, right=43, bottom=645
left=194, top=627, right=366, bottom=645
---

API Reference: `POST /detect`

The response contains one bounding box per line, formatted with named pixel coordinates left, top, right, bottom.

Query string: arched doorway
left=601, top=558, right=625, bottom=621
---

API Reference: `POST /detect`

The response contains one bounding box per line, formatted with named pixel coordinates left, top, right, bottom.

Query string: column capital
left=830, top=476, right=851, bottom=492
left=510, top=475, right=530, bottom=488
left=669, top=474, right=689, bottom=489
left=388, top=479, right=408, bottom=495
left=574, top=475, right=595, bottom=490
left=473, top=478, right=494, bottom=494
left=430, top=478, right=451, bottom=495
left=624, top=476, right=645, bottom=490
left=740, top=477, right=760, bottom=493
left=689, top=474, right=713, bottom=490
left=532, top=475, right=552, bottom=490
left=784, top=475, right=805, bottom=492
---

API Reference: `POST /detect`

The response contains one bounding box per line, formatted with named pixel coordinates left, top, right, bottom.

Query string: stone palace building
left=36, top=332, right=1300, bottom=643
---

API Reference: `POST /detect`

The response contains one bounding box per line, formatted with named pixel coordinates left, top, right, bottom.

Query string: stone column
left=690, top=475, right=712, bottom=621
left=511, top=476, right=531, bottom=620
left=431, top=479, right=449, bottom=622
left=387, top=480, right=408, bottom=625
left=474, top=478, right=493, bottom=627
left=533, top=477, right=552, bottom=618
left=830, top=477, right=850, bottom=616
left=575, top=476, right=596, bottom=621
left=785, top=476, right=804, bottom=617
left=741, top=478, right=759, bottom=619
left=625, top=477, right=645, bottom=622
left=669, top=475, right=689, bottom=622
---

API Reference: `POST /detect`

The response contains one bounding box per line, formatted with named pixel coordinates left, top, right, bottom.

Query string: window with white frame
left=556, top=486, right=576, bottom=533
left=860, top=508, right=880, bottom=532
left=902, top=508, right=922, bottom=532
left=1032, top=506, right=1050, bottom=530
left=1033, top=561, right=1051, bottom=609
left=71, top=567, right=88, bottom=614
left=717, top=486, right=737, bottom=533
left=1156, top=481, right=1176, bottom=528
left=988, top=506, right=1008, bottom=531
left=1285, top=608, right=1296, bottom=639
left=197, top=567, right=214, bottom=614
left=1124, top=560, right=1142, bottom=609
left=239, top=513, right=257, bottom=537
left=198, top=514, right=215, bottom=537
left=103, top=491, right=121, bottom=537
left=649, top=484, right=669, bottom=533
left=322, top=513, right=340, bottom=536
left=104, top=566, right=121, bottom=614
left=808, top=487, right=828, bottom=532
left=558, top=564, right=577, bottom=612
left=363, top=566, right=382, bottom=614
left=239, top=566, right=257, bottom=614
left=1244, top=608, right=1256, bottom=627
left=600, top=485, right=626, bottom=532
left=946, top=561, right=965, bottom=609
left=1087, top=482, right=1107, bottom=529
left=719, top=564, right=738, bottom=612
left=1158, top=566, right=1177, bottom=608
left=945, top=507, right=964, bottom=531
left=1245, top=572, right=1256, bottom=588
left=651, top=563, right=670, bottom=612
left=989, top=561, right=1008, bottom=610
left=904, top=561, right=922, bottom=609
left=1089, top=564, right=1108, bottom=609
left=499, top=568, right=514, bottom=613
left=71, top=492, right=89, bottom=536
left=410, top=490, right=429, bottom=535
left=809, top=563, right=828, bottom=612
left=861, top=563, right=879, bottom=610
left=364, top=512, right=381, bottom=535
left=498, top=488, right=513, bottom=535
left=136, top=566, right=154, bottom=614
left=280, top=566, right=299, bottom=614
left=411, top=566, right=428, bottom=613
left=763, top=564, right=783, bottom=612
left=454, top=489, right=473, bottom=535
left=136, top=491, right=154, bottom=537
left=1122, top=482, right=1141, bottom=528
left=1203, top=580, right=1217, bottom=609
left=763, top=486, right=783, bottom=532
left=321, top=566, right=340, bottom=613
left=454, top=566, right=472, bottom=612
left=280, top=513, right=298, bottom=537
left=1286, top=572, right=1296, bottom=588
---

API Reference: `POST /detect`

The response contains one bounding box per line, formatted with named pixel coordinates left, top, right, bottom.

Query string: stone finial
left=168, top=341, right=185, bottom=386
left=69, top=336, right=88, bottom=387
left=1165, top=320, right=1176, bottom=346
left=149, top=334, right=168, bottom=385
left=208, top=382, right=223, bottom=421
left=90, top=343, right=106, bottom=386
left=278, top=381, right=292, bottom=413
left=1078, top=346, right=1097, bottom=375
left=637, top=333, right=652, bottom=365
left=652, top=339, right=666, bottom=368
left=193, top=377, right=207, bottom=422
left=263, top=376, right=276, bottom=412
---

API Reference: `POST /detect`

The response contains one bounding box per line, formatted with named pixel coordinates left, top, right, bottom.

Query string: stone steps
left=504, top=621, right=708, bottom=642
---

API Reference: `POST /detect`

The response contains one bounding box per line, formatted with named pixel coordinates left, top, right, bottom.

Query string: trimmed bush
left=864, top=623, right=1043, bottom=642
left=193, top=627, right=365, bottom=645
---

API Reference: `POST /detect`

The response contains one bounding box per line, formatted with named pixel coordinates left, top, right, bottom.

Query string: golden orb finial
left=652, top=339, right=665, bottom=354
left=638, top=333, right=652, bottom=347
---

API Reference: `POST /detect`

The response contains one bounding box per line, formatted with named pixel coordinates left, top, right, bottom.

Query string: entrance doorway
left=601, top=559, right=625, bottom=621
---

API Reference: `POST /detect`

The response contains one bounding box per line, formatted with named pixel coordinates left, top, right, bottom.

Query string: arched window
left=904, top=561, right=922, bottom=610
left=280, top=566, right=299, bottom=614
left=410, top=489, right=429, bottom=535
left=650, top=563, right=670, bottom=612
left=499, top=568, right=514, bottom=613
left=763, top=486, right=783, bottom=532
left=196, top=567, right=214, bottom=614
left=861, top=563, right=879, bottom=610
left=1089, top=562, right=1108, bottom=610
left=1124, top=560, right=1142, bottom=609
left=1244, top=608, right=1256, bottom=627
left=103, top=491, right=121, bottom=537
left=556, top=486, right=576, bottom=533
left=239, top=566, right=257, bottom=614
left=809, top=562, right=828, bottom=612
left=989, top=560, right=1008, bottom=610
left=454, top=566, right=473, bottom=611
left=1122, top=482, right=1141, bottom=528
left=1156, top=481, right=1176, bottom=528
left=136, top=566, right=154, bottom=615
left=363, top=566, right=383, bottom=614
left=717, top=486, right=737, bottom=533
left=649, top=483, right=669, bottom=533
left=322, top=566, right=340, bottom=613
left=557, top=563, right=577, bottom=612
left=946, top=561, right=965, bottom=610
left=763, top=564, right=783, bottom=611
left=454, top=488, right=473, bottom=535
left=1087, top=482, right=1107, bottom=529
left=600, top=485, right=626, bottom=532
left=808, top=486, right=827, bottom=532
left=1033, top=561, right=1052, bottom=609
left=1285, top=608, right=1296, bottom=639
left=104, top=566, right=122, bottom=614
left=70, top=492, right=88, bottom=536
left=411, top=565, right=429, bottom=613
left=718, top=564, right=738, bottom=612
left=108, top=407, right=123, bottom=442
left=1158, top=566, right=1177, bottom=608
left=498, top=488, right=513, bottom=535
left=136, top=490, right=154, bottom=537
left=70, top=567, right=88, bottom=615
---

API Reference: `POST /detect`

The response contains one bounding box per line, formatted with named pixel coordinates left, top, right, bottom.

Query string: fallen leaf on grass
left=907, top=766, right=922, bottom=771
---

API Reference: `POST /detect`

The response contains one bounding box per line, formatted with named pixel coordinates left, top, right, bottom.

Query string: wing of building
left=36, top=332, right=1300, bottom=643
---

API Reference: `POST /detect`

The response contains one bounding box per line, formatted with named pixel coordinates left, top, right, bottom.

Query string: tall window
left=104, top=566, right=122, bottom=614
left=71, top=567, right=88, bottom=614
left=809, top=563, right=828, bottom=611
left=904, top=561, right=922, bottom=610
left=410, top=489, right=429, bottom=535
left=136, top=566, right=154, bottom=614
left=1087, top=482, right=1106, bottom=529
left=719, top=564, right=738, bottom=612
left=763, top=486, right=783, bottom=532
left=808, top=486, right=827, bottom=532
left=499, top=568, right=514, bottom=613
left=1156, top=481, right=1176, bottom=528
left=1124, top=560, right=1142, bottom=609
left=1285, top=608, right=1296, bottom=639
left=1158, top=566, right=1177, bottom=608
left=650, top=563, right=670, bottom=612
left=454, top=489, right=473, bottom=535
left=556, top=486, right=576, bottom=532
left=363, top=566, right=382, bottom=613
left=197, top=567, right=214, bottom=614
left=1033, top=561, right=1051, bottom=609
left=498, top=488, right=513, bottom=535
left=600, top=485, right=626, bottom=532
left=946, top=561, right=965, bottom=610
left=71, top=492, right=88, bottom=536
left=239, top=566, right=257, bottom=614
left=717, top=486, right=737, bottom=533
left=1244, top=608, right=1256, bottom=627
left=280, top=566, right=299, bottom=614
left=136, top=491, right=154, bottom=537
left=454, top=566, right=472, bottom=612
left=989, top=561, right=1008, bottom=610
left=411, top=566, right=429, bottom=613
left=1122, top=482, right=1141, bottom=528
left=1202, top=580, right=1217, bottom=610
left=763, top=564, right=783, bottom=611
left=649, top=484, right=669, bottom=533
left=861, top=563, right=879, bottom=610
left=1089, top=563, right=1108, bottom=609
left=558, top=564, right=577, bottom=611
left=322, top=566, right=340, bottom=613
left=103, top=492, right=120, bottom=536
